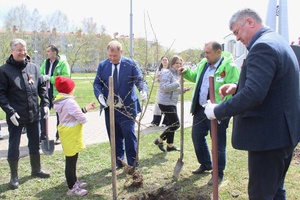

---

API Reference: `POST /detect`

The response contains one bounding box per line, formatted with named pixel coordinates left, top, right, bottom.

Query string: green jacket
left=183, top=51, right=240, bottom=113
left=40, top=55, right=71, bottom=97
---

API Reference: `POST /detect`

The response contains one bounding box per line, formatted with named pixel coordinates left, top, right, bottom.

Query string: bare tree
left=4, top=4, right=31, bottom=32
left=44, top=10, right=69, bottom=33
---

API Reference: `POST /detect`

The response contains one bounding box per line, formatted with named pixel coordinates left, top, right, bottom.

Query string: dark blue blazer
left=93, top=56, right=147, bottom=118
left=215, top=28, right=300, bottom=151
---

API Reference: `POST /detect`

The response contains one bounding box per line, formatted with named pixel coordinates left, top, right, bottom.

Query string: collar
left=209, top=56, right=223, bottom=68
left=246, top=27, right=269, bottom=50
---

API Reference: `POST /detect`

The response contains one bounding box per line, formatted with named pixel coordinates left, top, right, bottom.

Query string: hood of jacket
left=53, top=94, right=74, bottom=113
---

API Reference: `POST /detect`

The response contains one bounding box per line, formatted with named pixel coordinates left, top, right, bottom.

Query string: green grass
left=0, top=124, right=299, bottom=199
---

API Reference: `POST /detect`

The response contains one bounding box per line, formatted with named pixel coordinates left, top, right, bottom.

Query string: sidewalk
left=0, top=102, right=192, bottom=160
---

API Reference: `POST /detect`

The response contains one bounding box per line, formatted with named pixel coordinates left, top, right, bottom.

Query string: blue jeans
left=248, top=146, right=294, bottom=200
left=192, top=106, right=230, bottom=178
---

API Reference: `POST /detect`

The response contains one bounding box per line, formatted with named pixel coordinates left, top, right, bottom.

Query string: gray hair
left=10, top=38, right=26, bottom=51
left=229, top=8, right=262, bottom=31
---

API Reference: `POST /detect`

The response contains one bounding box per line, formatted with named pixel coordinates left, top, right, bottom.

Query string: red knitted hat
left=55, top=76, right=75, bottom=94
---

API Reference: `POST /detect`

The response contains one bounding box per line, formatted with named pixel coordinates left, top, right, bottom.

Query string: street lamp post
left=130, top=0, right=133, bottom=58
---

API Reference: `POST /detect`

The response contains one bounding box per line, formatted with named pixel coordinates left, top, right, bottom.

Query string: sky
left=0, top=0, right=299, bottom=52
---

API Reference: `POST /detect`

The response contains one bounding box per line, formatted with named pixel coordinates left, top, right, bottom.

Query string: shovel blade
left=173, top=159, right=184, bottom=178
left=41, top=139, right=55, bottom=155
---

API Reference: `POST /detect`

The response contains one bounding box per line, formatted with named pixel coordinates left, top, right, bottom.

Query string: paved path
left=0, top=102, right=192, bottom=160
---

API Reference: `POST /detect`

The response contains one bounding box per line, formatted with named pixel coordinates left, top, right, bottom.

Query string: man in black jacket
left=0, top=38, right=51, bottom=190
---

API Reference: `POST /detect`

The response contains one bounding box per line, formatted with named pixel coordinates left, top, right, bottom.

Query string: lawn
left=0, top=123, right=299, bottom=199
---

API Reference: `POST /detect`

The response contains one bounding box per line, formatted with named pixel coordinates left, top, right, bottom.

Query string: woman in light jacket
left=154, top=55, right=190, bottom=152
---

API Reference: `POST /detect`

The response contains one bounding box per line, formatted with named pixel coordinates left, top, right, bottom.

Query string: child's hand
left=86, top=102, right=96, bottom=111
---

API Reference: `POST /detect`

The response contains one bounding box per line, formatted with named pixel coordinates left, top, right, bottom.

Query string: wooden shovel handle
left=209, top=75, right=218, bottom=200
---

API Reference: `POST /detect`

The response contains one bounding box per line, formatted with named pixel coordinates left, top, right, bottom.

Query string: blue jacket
left=93, top=56, right=147, bottom=118
left=215, top=28, right=300, bottom=151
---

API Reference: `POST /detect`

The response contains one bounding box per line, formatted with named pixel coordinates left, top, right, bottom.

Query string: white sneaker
left=66, top=185, right=88, bottom=196
left=75, top=180, right=88, bottom=188
left=0, top=131, right=3, bottom=140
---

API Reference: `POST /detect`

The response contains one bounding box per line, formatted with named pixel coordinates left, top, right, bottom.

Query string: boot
left=8, top=159, right=19, bottom=190
left=29, top=154, right=50, bottom=178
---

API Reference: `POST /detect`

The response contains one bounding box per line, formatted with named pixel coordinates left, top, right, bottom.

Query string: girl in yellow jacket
left=53, top=76, right=96, bottom=197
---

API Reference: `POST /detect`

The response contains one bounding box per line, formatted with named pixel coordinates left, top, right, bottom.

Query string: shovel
left=41, top=81, right=55, bottom=155
left=173, top=74, right=184, bottom=178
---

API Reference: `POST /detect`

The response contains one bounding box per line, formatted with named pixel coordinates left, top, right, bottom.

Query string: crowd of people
left=0, top=7, right=299, bottom=199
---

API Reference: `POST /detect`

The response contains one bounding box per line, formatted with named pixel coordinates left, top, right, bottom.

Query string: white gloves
left=98, top=94, right=108, bottom=108
left=203, top=100, right=217, bottom=120
left=10, top=113, right=20, bottom=126
left=140, top=90, right=147, bottom=101
left=44, top=107, right=50, bottom=119
left=43, top=75, right=50, bottom=82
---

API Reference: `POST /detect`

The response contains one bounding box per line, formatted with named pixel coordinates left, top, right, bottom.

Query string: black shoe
left=154, top=139, right=166, bottom=152
left=166, top=146, right=180, bottom=152
left=192, top=165, right=212, bottom=174
left=207, top=176, right=223, bottom=185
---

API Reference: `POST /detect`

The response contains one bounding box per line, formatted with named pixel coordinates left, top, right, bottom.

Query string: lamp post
left=129, top=0, right=133, bottom=58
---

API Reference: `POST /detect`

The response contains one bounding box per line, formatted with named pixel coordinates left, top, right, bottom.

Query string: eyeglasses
left=162, top=59, right=168, bottom=61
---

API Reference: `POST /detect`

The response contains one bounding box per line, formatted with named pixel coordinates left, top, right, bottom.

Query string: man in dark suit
left=204, top=8, right=300, bottom=199
left=93, top=40, right=147, bottom=169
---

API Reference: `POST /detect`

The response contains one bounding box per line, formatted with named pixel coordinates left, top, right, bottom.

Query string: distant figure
left=204, top=8, right=300, bottom=198
left=0, top=38, right=50, bottom=190
left=40, top=44, right=71, bottom=145
left=53, top=76, right=96, bottom=196
left=150, top=56, right=169, bottom=127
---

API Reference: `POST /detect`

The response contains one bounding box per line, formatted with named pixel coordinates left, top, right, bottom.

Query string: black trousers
left=65, top=153, right=78, bottom=189
left=158, top=104, right=180, bottom=144
left=248, top=146, right=294, bottom=199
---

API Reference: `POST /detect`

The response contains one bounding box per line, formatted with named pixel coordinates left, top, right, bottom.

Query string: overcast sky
left=1, top=0, right=299, bottom=51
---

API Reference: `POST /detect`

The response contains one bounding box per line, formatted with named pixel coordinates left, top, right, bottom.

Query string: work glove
left=203, top=100, right=217, bottom=120
left=10, top=113, right=20, bottom=126
left=44, top=107, right=50, bottom=119
left=43, top=75, right=50, bottom=82
left=140, top=90, right=147, bottom=101
left=98, top=94, right=108, bottom=108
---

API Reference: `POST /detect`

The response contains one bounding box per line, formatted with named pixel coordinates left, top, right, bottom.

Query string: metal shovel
left=41, top=81, right=55, bottom=155
left=173, top=75, right=184, bottom=178
left=41, top=115, right=55, bottom=154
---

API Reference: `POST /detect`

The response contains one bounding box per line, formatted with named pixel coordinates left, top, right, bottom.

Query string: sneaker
left=161, top=124, right=167, bottom=127
left=0, top=131, right=3, bottom=140
left=75, top=180, right=88, bottom=188
left=55, top=138, right=61, bottom=145
left=67, top=185, right=88, bottom=196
